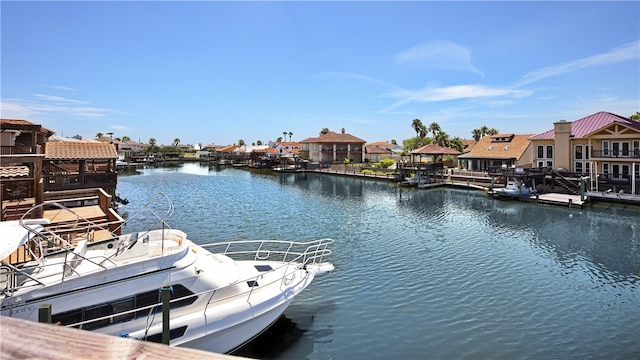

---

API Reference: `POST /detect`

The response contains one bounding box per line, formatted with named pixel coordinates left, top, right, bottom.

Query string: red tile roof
left=460, top=134, right=533, bottom=159
left=365, top=147, right=391, bottom=155
left=0, top=166, right=30, bottom=178
left=411, top=144, right=461, bottom=156
left=1, top=118, right=55, bottom=136
left=44, top=142, right=118, bottom=160
left=530, top=111, right=637, bottom=140
left=300, top=131, right=366, bottom=144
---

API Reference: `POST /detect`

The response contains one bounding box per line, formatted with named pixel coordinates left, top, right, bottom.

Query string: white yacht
left=0, top=194, right=334, bottom=354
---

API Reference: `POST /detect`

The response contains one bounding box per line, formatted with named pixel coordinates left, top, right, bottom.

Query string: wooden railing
left=43, top=173, right=117, bottom=191
left=2, top=179, right=35, bottom=200
left=0, top=145, right=40, bottom=155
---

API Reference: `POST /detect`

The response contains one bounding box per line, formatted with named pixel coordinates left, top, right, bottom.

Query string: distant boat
left=493, top=180, right=535, bottom=197
left=116, top=160, right=128, bottom=169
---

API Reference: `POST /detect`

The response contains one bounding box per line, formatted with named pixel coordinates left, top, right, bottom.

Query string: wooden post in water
left=161, top=284, right=172, bottom=345
left=38, top=304, right=52, bottom=323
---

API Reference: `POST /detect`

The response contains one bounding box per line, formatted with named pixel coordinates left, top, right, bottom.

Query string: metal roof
left=530, top=111, right=637, bottom=140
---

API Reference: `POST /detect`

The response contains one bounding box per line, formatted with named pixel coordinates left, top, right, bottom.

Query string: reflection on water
left=118, top=163, right=640, bottom=359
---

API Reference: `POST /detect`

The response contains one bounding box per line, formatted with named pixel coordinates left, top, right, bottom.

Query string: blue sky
left=2, top=1, right=639, bottom=146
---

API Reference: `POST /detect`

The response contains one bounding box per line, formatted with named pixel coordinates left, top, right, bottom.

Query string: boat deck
left=43, top=205, right=106, bottom=223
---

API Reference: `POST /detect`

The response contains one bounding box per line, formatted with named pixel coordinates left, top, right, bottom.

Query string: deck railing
left=592, top=149, right=640, bottom=159
left=0, top=145, right=40, bottom=155
left=43, top=173, right=117, bottom=191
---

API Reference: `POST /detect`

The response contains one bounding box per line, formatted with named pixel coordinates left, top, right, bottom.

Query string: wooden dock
left=534, top=193, right=585, bottom=208
left=0, top=316, right=239, bottom=360
left=585, top=190, right=640, bottom=205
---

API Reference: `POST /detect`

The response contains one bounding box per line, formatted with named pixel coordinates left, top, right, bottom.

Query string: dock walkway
left=289, top=167, right=640, bottom=208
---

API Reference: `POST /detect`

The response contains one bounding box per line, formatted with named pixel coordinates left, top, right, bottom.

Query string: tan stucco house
left=300, top=129, right=366, bottom=164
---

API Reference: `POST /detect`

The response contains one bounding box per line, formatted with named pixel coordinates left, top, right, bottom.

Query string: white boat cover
left=0, top=219, right=50, bottom=260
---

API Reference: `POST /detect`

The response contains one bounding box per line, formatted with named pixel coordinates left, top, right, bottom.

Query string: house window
left=575, top=162, right=583, bottom=174
left=622, top=142, right=630, bottom=157
left=536, top=145, right=553, bottom=168
left=603, top=163, right=609, bottom=174
left=575, top=145, right=583, bottom=160
left=602, top=141, right=610, bottom=156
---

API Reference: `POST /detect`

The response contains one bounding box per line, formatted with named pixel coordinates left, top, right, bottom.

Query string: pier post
left=161, top=284, right=172, bottom=345
left=38, top=304, right=52, bottom=323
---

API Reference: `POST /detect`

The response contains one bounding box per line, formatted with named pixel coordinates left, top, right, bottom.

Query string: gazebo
left=410, top=144, right=461, bottom=164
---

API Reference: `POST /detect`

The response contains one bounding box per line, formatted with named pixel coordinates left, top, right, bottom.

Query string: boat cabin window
left=52, top=284, right=196, bottom=330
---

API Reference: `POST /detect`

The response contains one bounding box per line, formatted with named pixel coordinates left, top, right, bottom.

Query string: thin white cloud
left=0, top=101, right=32, bottom=118
left=320, top=71, right=530, bottom=112
left=0, top=94, right=120, bottom=119
left=42, top=84, right=77, bottom=91
left=381, top=85, right=531, bottom=112
left=517, top=40, right=640, bottom=86
left=33, top=94, right=87, bottom=104
left=395, top=40, right=484, bottom=77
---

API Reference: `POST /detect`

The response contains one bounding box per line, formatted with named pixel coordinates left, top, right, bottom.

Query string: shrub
left=361, top=169, right=375, bottom=174
left=378, top=158, right=395, bottom=169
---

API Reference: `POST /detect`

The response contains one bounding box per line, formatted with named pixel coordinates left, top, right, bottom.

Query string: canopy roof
left=44, top=142, right=118, bottom=160
left=410, top=144, right=461, bottom=156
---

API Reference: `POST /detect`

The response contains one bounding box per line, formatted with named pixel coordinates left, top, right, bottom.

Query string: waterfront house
left=1, top=119, right=120, bottom=223
left=0, top=119, right=53, bottom=205
left=364, top=141, right=404, bottom=163
left=529, top=111, right=640, bottom=194
left=457, top=134, right=534, bottom=172
left=365, top=145, right=392, bottom=163
left=299, top=129, right=366, bottom=164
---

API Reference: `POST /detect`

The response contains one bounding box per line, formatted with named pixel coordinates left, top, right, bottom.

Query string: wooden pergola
left=410, top=144, right=461, bottom=163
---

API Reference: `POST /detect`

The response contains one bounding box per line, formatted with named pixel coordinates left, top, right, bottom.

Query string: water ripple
left=118, top=166, right=640, bottom=360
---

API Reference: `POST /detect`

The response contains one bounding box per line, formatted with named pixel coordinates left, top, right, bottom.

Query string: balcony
left=597, top=173, right=639, bottom=186
left=1, top=145, right=40, bottom=155
left=44, top=172, right=117, bottom=192
left=591, top=149, right=640, bottom=159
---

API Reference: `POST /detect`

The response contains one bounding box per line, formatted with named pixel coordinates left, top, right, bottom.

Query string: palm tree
left=96, top=132, right=103, bottom=138
left=238, top=139, right=245, bottom=146
left=411, top=119, right=424, bottom=138
left=450, top=137, right=465, bottom=153
left=277, top=137, right=283, bottom=142
left=471, top=129, right=482, bottom=141
left=148, top=138, right=156, bottom=147
left=122, top=136, right=131, bottom=142
left=256, top=140, right=263, bottom=145
left=283, top=131, right=288, bottom=142
left=435, top=131, right=450, bottom=147
left=173, top=138, right=180, bottom=147
left=288, top=131, right=293, bottom=142
left=428, top=122, right=441, bottom=140
left=487, top=128, right=499, bottom=136
left=320, top=128, right=330, bottom=136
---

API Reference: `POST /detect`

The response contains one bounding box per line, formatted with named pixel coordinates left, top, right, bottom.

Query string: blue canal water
left=117, top=163, right=640, bottom=359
